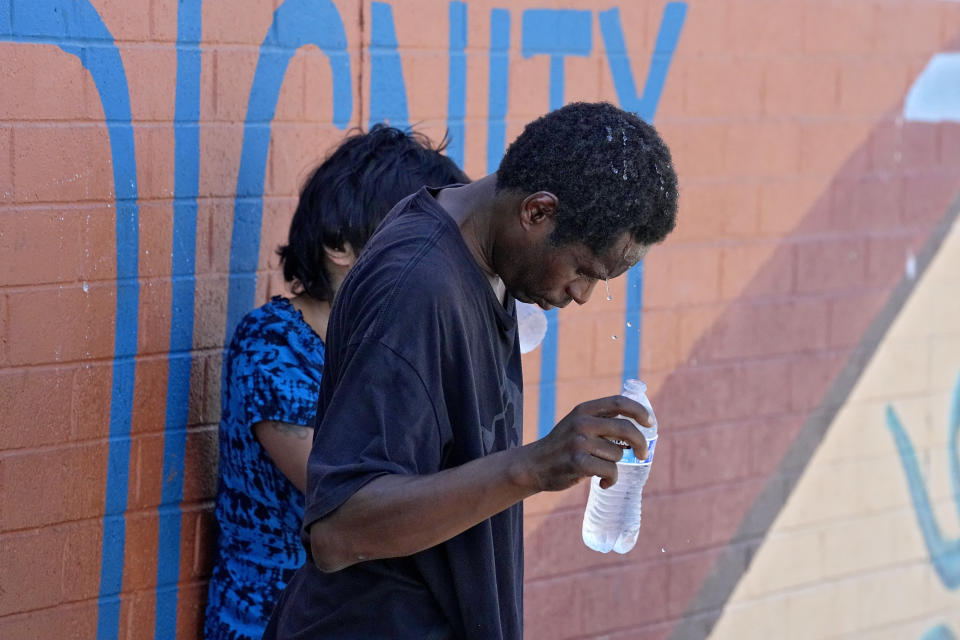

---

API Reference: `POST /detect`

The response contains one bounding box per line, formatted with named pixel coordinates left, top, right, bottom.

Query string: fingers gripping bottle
left=581, top=379, right=658, bottom=554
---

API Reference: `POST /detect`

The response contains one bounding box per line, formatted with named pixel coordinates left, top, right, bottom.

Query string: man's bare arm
left=309, top=395, right=651, bottom=572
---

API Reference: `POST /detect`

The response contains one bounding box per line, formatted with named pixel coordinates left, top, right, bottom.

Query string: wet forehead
left=601, top=233, right=649, bottom=279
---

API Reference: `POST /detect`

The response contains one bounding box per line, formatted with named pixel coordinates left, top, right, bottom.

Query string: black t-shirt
left=264, top=187, right=525, bottom=640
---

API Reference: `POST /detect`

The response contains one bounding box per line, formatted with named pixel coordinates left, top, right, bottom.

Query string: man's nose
left=567, top=279, right=597, bottom=305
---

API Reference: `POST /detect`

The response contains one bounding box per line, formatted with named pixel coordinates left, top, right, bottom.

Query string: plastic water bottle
left=581, top=379, right=658, bottom=554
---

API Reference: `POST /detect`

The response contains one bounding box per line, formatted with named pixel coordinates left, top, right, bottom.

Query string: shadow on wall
left=522, top=97, right=960, bottom=640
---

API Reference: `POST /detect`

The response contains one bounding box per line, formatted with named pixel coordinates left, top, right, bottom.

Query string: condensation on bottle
left=581, top=379, right=658, bottom=554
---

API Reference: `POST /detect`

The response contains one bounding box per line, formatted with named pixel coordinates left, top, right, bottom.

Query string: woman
left=204, top=125, right=469, bottom=640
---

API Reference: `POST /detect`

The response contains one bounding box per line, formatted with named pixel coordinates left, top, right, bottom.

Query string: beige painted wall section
left=708, top=215, right=960, bottom=640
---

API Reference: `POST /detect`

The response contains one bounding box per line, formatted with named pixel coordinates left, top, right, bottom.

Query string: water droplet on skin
left=604, top=278, right=613, bottom=301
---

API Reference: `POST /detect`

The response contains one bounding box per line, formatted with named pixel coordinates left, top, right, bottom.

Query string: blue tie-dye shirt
left=204, top=296, right=324, bottom=640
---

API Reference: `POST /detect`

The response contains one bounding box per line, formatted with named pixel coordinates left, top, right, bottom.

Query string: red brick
left=666, top=1, right=723, bottom=55
left=187, top=353, right=207, bottom=428
left=655, top=359, right=792, bottom=428
left=0, top=294, right=8, bottom=365
left=6, top=284, right=116, bottom=365
left=555, top=316, right=596, bottom=382
left=758, top=177, right=830, bottom=237
left=120, top=44, right=176, bottom=120
left=803, top=0, right=877, bottom=54
left=79, top=205, right=118, bottom=281
left=0, top=366, right=74, bottom=449
left=193, top=274, right=229, bottom=350
left=899, top=121, right=940, bottom=171
left=149, top=0, right=179, bottom=42
left=577, top=560, right=671, bottom=634
left=865, top=231, right=925, bottom=287
left=748, top=413, right=805, bottom=476
left=182, top=425, right=218, bottom=502
left=192, top=506, right=216, bottom=578
left=71, top=361, right=113, bottom=441
left=720, top=241, right=794, bottom=300
left=710, top=476, right=769, bottom=542
left=726, top=120, right=801, bottom=179
left=0, top=207, right=82, bottom=286
left=0, top=528, right=65, bottom=614
left=657, top=487, right=718, bottom=552
left=670, top=422, right=754, bottom=491
left=131, top=356, right=171, bottom=436
left=202, top=0, right=276, bottom=45
left=137, top=202, right=174, bottom=278
left=790, top=351, right=848, bottom=412
left=0, top=443, right=107, bottom=530
left=405, top=51, right=458, bottom=122
left=870, top=116, right=905, bottom=172
left=798, top=118, right=872, bottom=177
left=524, top=507, right=622, bottom=582
left=939, top=123, right=960, bottom=168
left=195, top=199, right=234, bottom=275
left=0, top=126, right=11, bottom=203
left=902, top=170, right=960, bottom=226
left=0, top=44, right=89, bottom=121
left=210, top=47, right=262, bottom=121
left=795, top=237, right=866, bottom=294
left=829, top=175, right=904, bottom=232
left=136, top=278, right=172, bottom=356
left=133, top=126, right=176, bottom=202
left=552, top=375, right=622, bottom=427
left=267, top=123, right=344, bottom=197
left=303, top=47, right=360, bottom=124
left=725, top=0, right=804, bottom=55
left=639, top=309, right=680, bottom=374
left=838, top=59, right=910, bottom=116
left=673, top=181, right=758, bottom=242
left=120, top=509, right=159, bottom=591
left=643, top=245, right=722, bottom=308
left=12, top=125, right=114, bottom=204
left=593, top=315, right=631, bottom=378
left=0, top=600, right=98, bottom=639
left=175, top=581, right=208, bottom=640
left=94, top=0, right=152, bottom=42
left=203, top=352, right=224, bottom=425
left=874, top=2, right=945, bottom=54
left=695, top=298, right=829, bottom=362
left=677, top=304, right=725, bottom=360
left=60, top=518, right=103, bottom=603
left=121, top=590, right=156, bottom=640
left=828, top=290, right=888, bottom=349
left=763, top=58, right=839, bottom=117
left=197, top=123, right=243, bottom=198
left=129, top=433, right=164, bottom=510
left=260, top=196, right=296, bottom=271
left=684, top=56, right=764, bottom=119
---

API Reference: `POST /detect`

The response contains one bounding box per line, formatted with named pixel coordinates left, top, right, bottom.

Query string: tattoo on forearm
left=271, top=422, right=312, bottom=440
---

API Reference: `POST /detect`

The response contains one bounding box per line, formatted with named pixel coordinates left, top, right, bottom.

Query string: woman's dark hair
left=278, top=124, right=469, bottom=301
left=496, top=101, right=678, bottom=255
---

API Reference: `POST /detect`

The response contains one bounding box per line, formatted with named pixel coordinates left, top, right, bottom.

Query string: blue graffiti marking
left=921, top=625, right=958, bottom=640
left=446, top=1, right=467, bottom=167
left=1, top=1, right=141, bottom=638
left=522, top=9, right=591, bottom=111
left=599, top=3, right=686, bottom=383
left=369, top=2, right=409, bottom=129
left=152, top=0, right=203, bottom=636
left=886, top=370, right=960, bottom=589
left=486, top=8, right=510, bottom=174
left=225, top=0, right=351, bottom=340
left=521, top=9, right=591, bottom=439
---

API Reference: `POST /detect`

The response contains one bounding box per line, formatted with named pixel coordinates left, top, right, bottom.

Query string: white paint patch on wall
left=904, top=53, right=960, bottom=122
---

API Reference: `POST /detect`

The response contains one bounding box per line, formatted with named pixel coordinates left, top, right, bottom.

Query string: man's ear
left=519, top=191, right=558, bottom=230
left=324, top=242, right=357, bottom=268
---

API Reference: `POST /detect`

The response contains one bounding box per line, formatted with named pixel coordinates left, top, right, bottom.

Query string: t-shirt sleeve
left=302, top=339, right=444, bottom=530
left=229, top=328, right=322, bottom=429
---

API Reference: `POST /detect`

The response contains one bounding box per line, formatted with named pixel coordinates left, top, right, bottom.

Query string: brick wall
left=1, top=1, right=959, bottom=638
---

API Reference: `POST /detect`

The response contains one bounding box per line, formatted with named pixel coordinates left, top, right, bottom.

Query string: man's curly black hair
left=496, top=101, right=677, bottom=255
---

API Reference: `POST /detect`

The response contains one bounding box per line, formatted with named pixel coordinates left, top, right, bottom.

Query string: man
left=264, top=102, right=679, bottom=639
